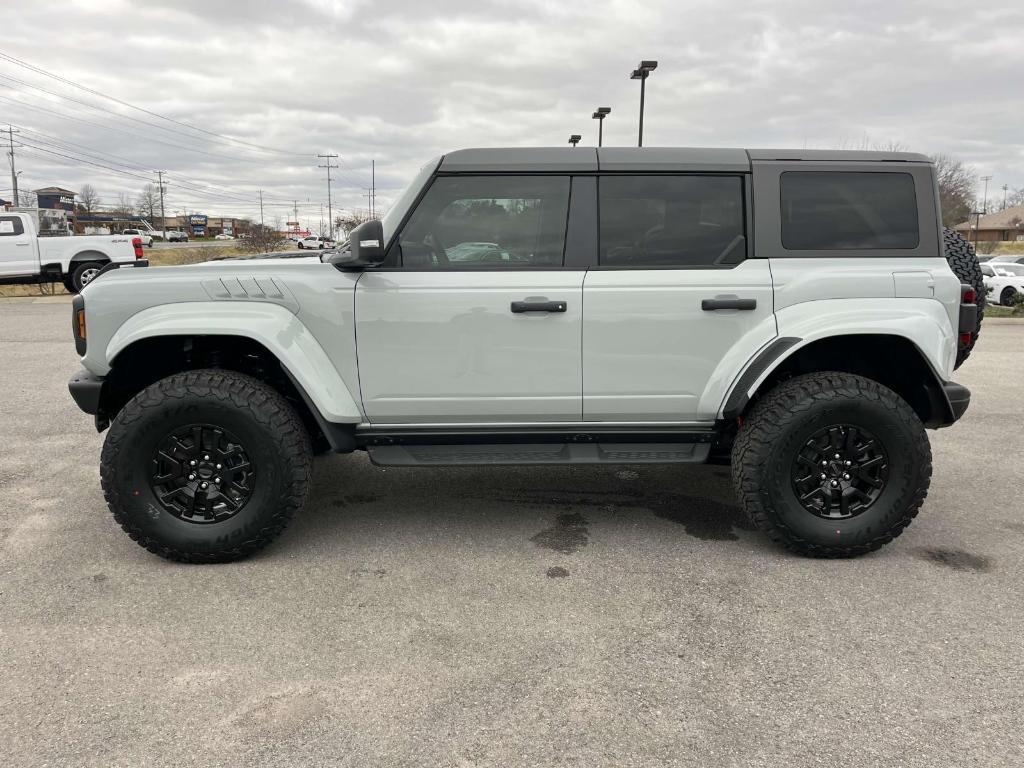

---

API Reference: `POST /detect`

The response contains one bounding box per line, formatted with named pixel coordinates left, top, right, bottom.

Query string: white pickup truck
left=0, top=211, right=144, bottom=292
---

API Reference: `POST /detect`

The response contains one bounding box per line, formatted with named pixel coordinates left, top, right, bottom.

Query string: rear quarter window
left=781, top=171, right=919, bottom=250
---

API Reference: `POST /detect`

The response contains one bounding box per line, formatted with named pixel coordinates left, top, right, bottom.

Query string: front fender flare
left=104, top=302, right=362, bottom=423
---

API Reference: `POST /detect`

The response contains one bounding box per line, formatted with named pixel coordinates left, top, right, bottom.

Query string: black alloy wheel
left=791, top=424, right=888, bottom=520
left=150, top=424, right=255, bottom=524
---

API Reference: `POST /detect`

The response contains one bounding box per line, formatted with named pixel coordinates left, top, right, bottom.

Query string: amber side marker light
left=76, top=309, right=87, bottom=340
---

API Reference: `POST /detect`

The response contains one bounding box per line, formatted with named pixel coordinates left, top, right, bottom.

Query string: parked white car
left=297, top=235, right=335, bottom=249
left=122, top=229, right=154, bottom=248
left=0, top=211, right=144, bottom=292
left=981, top=262, right=1024, bottom=306
left=214, top=234, right=234, bottom=240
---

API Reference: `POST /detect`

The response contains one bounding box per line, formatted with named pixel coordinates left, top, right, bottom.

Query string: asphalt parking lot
left=1, top=298, right=1022, bottom=767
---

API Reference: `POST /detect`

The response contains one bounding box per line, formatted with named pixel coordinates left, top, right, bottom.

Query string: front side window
left=599, top=175, right=746, bottom=267
left=781, top=171, right=919, bottom=250
left=0, top=216, right=25, bottom=236
left=397, top=176, right=570, bottom=268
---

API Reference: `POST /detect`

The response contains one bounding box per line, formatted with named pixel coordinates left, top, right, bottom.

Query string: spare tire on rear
left=943, top=227, right=984, bottom=369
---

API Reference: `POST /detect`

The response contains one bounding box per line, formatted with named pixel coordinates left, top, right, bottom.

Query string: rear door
left=0, top=215, right=37, bottom=277
left=355, top=174, right=585, bottom=423
left=582, top=174, right=776, bottom=422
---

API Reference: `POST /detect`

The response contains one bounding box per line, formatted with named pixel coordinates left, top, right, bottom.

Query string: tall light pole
left=568, top=134, right=582, bottom=148
left=592, top=107, right=611, bottom=147
left=630, top=60, right=658, bottom=147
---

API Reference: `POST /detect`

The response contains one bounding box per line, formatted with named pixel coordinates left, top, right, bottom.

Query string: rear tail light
left=962, top=286, right=977, bottom=304
left=959, top=332, right=972, bottom=346
left=132, top=237, right=143, bottom=259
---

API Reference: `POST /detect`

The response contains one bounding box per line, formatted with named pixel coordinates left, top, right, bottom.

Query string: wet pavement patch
left=546, top=566, right=570, bottom=578
left=531, top=512, right=589, bottom=554
left=646, top=492, right=753, bottom=541
left=915, top=547, right=992, bottom=572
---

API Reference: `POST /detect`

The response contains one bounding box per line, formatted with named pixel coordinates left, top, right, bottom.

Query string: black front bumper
left=942, top=381, right=971, bottom=423
left=69, top=368, right=109, bottom=431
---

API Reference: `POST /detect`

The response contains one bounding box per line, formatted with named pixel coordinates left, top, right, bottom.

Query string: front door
left=0, top=215, right=36, bottom=277
left=355, top=174, right=583, bottom=424
left=583, top=174, right=776, bottom=422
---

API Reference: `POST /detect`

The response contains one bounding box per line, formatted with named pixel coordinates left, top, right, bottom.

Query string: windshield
left=379, top=156, right=442, bottom=246
left=993, top=263, right=1024, bottom=276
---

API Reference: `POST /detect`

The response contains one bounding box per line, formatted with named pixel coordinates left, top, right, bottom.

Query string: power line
left=0, top=50, right=308, bottom=157
left=0, top=94, right=274, bottom=165
left=318, top=153, right=338, bottom=239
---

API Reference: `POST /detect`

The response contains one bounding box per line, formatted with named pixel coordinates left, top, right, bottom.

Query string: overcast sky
left=1, top=0, right=1022, bottom=228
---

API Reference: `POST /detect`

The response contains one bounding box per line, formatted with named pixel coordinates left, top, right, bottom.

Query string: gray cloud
left=2, top=0, right=1021, bottom=225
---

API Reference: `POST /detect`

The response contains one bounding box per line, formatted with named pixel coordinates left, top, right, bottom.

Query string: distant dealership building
left=955, top=203, right=1024, bottom=243
left=33, top=187, right=77, bottom=212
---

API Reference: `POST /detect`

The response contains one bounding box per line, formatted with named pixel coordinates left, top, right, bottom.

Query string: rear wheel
left=943, top=228, right=984, bottom=368
left=100, top=370, right=312, bottom=563
left=69, top=261, right=104, bottom=293
left=1000, top=287, right=1017, bottom=307
left=732, top=371, right=931, bottom=557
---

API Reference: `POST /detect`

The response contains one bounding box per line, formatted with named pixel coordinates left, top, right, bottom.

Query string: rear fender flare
left=718, top=299, right=955, bottom=419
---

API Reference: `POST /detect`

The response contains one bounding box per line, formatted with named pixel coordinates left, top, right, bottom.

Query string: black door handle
left=511, top=300, right=567, bottom=313
left=701, top=298, right=757, bottom=311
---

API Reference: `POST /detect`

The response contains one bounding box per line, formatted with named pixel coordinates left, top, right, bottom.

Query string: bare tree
left=334, top=209, right=377, bottom=238
left=930, top=154, right=976, bottom=228
left=77, top=184, right=101, bottom=214
left=136, top=184, right=158, bottom=221
left=1002, top=188, right=1024, bottom=211
left=109, top=192, right=135, bottom=218
left=240, top=223, right=286, bottom=254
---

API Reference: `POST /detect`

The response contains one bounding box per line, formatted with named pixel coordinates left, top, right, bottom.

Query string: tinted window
left=0, top=216, right=25, bottom=236
left=599, top=175, right=745, bottom=267
left=781, top=172, right=919, bottom=250
left=398, top=176, right=570, bottom=268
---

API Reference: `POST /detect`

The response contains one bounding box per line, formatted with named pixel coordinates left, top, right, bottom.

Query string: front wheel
left=732, top=372, right=931, bottom=557
left=1000, top=287, right=1017, bottom=307
left=100, top=370, right=312, bottom=562
left=297, top=242, right=305, bottom=249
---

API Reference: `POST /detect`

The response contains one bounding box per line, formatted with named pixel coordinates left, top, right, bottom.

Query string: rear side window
left=0, top=216, right=25, bottom=236
left=781, top=171, right=919, bottom=250
left=398, top=175, right=570, bottom=268
left=599, top=175, right=746, bottom=267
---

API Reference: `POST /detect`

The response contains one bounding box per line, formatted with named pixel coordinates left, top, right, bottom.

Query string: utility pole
left=981, top=175, right=993, bottom=214
left=154, top=170, right=166, bottom=233
left=258, top=189, right=264, bottom=227
left=371, top=159, right=376, bottom=218
left=7, top=125, right=20, bottom=203
left=317, top=152, right=338, bottom=238
left=1001, top=184, right=1008, bottom=211
left=292, top=200, right=299, bottom=228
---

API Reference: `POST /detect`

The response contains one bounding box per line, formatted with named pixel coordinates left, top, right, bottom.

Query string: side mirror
left=322, top=219, right=385, bottom=268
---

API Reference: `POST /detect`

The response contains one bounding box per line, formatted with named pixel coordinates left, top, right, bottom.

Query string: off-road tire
left=732, top=371, right=931, bottom=558
left=943, top=227, right=984, bottom=368
left=100, top=369, right=312, bottom=563
left=69, top=261, right=104, bottom=293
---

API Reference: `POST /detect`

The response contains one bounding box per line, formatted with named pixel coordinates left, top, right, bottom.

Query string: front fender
left=717, top=298, right=956, bottom=418
left=102, top=302, right=362, bottom=423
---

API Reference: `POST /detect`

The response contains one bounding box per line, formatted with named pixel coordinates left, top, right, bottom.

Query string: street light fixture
left=592, top=107, right=611, bottom=147
left=568, top=134, right=582, bottom=148
left=630, top=60, right=658, bottom=147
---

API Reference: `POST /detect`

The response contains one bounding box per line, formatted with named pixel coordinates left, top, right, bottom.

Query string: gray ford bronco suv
left=68, top=147, right=983, bottom=562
